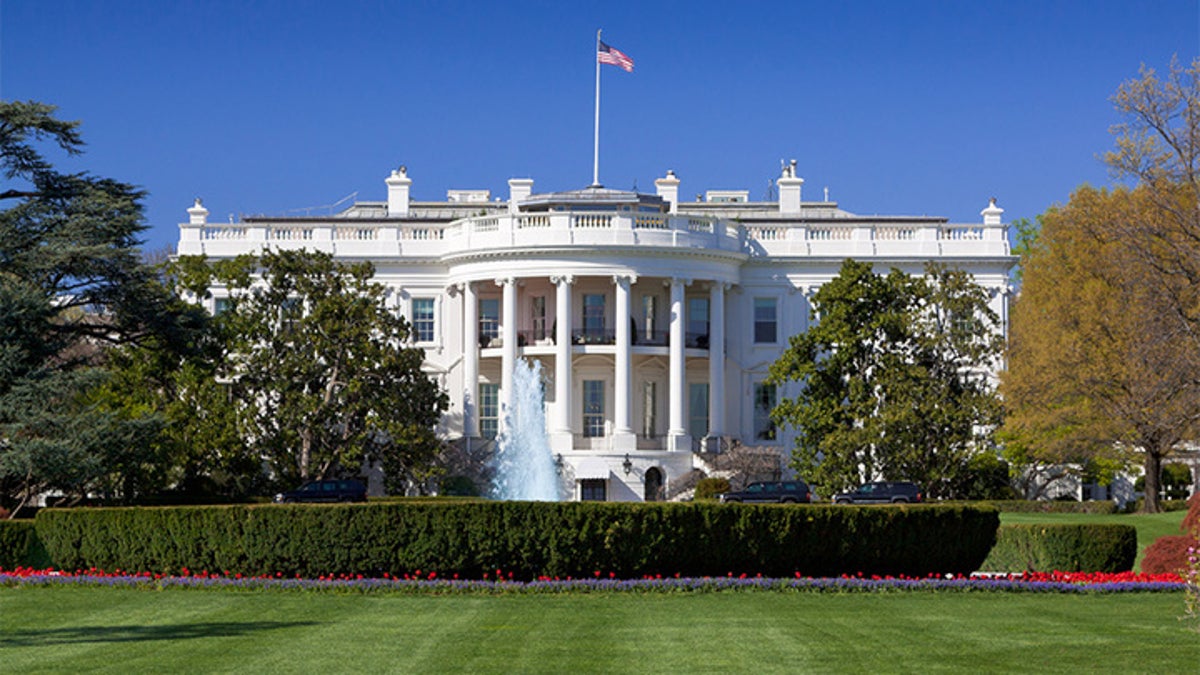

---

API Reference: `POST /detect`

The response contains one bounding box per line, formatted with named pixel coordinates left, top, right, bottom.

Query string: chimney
left=386, top=166, right=412, bottom=217
left=981, top=197, right=1004, bottom=226
left=508, top=178, right=533, bottom=214
left=655, top=170, right=680, bottom=214
left=187, top=198, right=209, bottom=225
left=777, top=159, right=804, bottom=215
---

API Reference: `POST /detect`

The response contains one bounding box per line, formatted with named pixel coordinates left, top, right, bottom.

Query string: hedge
left=979, top=524, right=1137, bottom=573
left=975, top=500, right=1118, bottom=514
left=34, top=501, right=998, bottom=579
left=0, top=520, right=51, bottom=569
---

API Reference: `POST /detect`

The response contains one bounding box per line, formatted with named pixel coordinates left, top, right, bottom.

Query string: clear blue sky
left=3, top=1, right=1198, bottom=253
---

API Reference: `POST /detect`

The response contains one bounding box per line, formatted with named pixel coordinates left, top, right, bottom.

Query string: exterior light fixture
left=623, top=454, right=633, bottom=475
left=555, top=454, right=564, bottom=475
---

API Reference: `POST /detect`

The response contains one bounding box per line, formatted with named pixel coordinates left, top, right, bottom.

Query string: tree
left=0, top=101, right=202, bottom=513
left=769, top=259, right=1004, bottom=498
left=1002, top=186, right=1200, bottom=512
left=185, top=249, right=449, bottom=489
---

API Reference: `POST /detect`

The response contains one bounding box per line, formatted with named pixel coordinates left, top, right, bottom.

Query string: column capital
left=494, top=276, right=518, bottom=287
left=664, top=277, right=693, bottom=288
left=612, top=273, right=638, bottom=287
left=549, top=274, right=575, bottom=286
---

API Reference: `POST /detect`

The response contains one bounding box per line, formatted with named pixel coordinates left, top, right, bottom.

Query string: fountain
left=490, top=358, right=560, bottom=500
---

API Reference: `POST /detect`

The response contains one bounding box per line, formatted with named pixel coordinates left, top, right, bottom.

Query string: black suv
left=275, top=479, right=368, bottom=503
left=718, top=480, right=812, bottom=504
left=832, top=481, right=922, bottom=504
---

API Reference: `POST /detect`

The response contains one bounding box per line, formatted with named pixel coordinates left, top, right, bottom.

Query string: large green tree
left=183, top=249, right=449, bottom=490
left=769, top=260, right=1004, bottom=498
left=0, top=101, right=202, bottom=513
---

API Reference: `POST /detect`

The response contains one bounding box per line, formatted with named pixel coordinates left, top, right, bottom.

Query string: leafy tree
left=0, top=101, right=202, bottom=513
left=1002, top=187, right=1200, bottom=512
left=186, top=249, right=449, bottom=489
left=769, top=260, right=1004, bottom=498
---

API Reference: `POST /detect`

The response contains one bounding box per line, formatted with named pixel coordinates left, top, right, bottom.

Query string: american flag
left=597, top=41, right=634, bottom=72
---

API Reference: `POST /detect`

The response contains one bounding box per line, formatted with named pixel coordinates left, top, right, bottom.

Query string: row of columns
left=459, top=275, right=727, bottom=452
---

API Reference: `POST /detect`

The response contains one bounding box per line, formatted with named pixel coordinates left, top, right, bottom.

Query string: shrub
left=694, top=478, right=731, bottom=501
left=34, top=501, right=999, bottom=580
left=1142, top=535, right=1198, bottom=575
left=977, top=500, right=1117, bottom=514
left=0, top=520, right=51, bottom=569
left=980, top=524, right=1137, bottom=573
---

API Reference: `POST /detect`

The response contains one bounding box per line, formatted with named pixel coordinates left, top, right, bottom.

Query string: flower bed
left=0, top=566, right=1184, bottom=595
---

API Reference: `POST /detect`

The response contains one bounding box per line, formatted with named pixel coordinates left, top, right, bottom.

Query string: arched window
left=644, top=467, right=664, bottom=502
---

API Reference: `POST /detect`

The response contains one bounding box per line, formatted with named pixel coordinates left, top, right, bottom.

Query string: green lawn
left=999, top=510, right=1188, bottom=571
left=1, top=587, right=1196, bottom=673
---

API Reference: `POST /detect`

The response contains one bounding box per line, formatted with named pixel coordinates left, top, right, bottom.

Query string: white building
left=177, top=162, right=1015, bottom=501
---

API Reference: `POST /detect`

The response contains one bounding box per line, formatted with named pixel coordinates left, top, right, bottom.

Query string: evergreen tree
left=769, top=260, right=1003, bottom=498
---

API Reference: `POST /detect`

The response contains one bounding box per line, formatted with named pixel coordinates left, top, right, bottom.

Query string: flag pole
left=592, top=29, right=601, bottom=187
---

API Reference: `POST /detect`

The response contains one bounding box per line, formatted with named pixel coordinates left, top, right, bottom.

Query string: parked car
left=274, top=479, right=368, bottom=503
left=718, top=480, right=813, bottom=504
left=831, top=481, right=922, bottom=504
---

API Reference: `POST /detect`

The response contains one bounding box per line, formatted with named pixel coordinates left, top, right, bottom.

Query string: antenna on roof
left=765, top=178, right=776, bottom=201
left=824, top=187, right=829, bottom=202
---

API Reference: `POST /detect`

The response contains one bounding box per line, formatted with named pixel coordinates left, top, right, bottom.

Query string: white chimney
left=508, top=178, right=533, bottom=214
left=981, top=197, right=1004, bottom=226
left=777, top=159, right=804, bottom=215
left=655, top=170, right=680, bottom=214
left=187, top=198, right=209, bottom=225
left=386, top=166, right=412, bottom=217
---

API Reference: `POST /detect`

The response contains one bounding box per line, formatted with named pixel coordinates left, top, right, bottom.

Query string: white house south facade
left=177, top=162, right=1016, bottom=502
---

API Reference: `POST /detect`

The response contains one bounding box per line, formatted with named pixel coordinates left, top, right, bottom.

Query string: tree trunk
left=299, top=428, right=311, bottom=480
left=1142, top=449, right=1163, bottom=514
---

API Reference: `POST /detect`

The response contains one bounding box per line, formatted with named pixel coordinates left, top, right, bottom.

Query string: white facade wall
left=179, top=167, right=1016, bottom=501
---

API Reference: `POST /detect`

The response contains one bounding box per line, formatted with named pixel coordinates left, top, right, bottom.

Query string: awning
left=572, top=457, right=612, bottom=480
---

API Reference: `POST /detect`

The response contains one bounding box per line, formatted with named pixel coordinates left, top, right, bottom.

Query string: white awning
left=572, top=457, right=612, bottom=480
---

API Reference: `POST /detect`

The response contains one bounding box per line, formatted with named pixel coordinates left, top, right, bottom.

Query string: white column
left=613, top=274, right=636, bottom=451
left=551, top=275, right=574, bottom=451
left=706, top=282, right=726, bottom=449
left=462, top=281, right=479, bottom=438
left=498, top=277, right=517, bottom=421
left=667, top=277, right=690, bottom=451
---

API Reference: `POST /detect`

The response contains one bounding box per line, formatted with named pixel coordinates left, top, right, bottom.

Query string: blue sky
left=3, top=1, right=1198, bottom=253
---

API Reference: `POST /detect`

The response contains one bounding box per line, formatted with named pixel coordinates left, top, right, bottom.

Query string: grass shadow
left=0, top=620, right=319, bottom=647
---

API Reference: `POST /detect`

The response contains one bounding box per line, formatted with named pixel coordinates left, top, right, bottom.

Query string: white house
left=177, top=162, right=1016, bottom=501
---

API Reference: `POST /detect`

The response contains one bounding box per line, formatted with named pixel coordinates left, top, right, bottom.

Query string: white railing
left=517, top=214, right=551, bottom=229
left=807, top=227, right=853, bottom=241
left=202, top=226, right=247, bottom=240
left=875, top=226, right=916, bottom=241
left=335, top=226, right=377, bottom=240
left=573, top=214, right=612, bottom=229
left=634, top=214, right=669, bottom=230
left=941, top=227, right=983, bottom=240
left=269, top=226, right=313, bottom=241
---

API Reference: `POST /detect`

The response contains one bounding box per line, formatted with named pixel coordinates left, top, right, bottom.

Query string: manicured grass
left=999, top=510, right=1187, bottom=571
left=1, top=587, right=1196, bottom=672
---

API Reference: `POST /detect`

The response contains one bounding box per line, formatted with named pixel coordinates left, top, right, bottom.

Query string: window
left=213, top=297, right=231, bottom=315
left=689, top=383, right=709, bottom=439
left=479, top=383, right=500, bottom=439
left=479, top=298, right=500, bottom=343
left=531, top=296, right=547, bottom=341
left=580, top=478, right=607, bottom=501
left=641, top=381, right=657, bottom=439
left=754, top=382, right=777, bottom=441
left=642, top=295, right=658, bottom=342
left=754, top=297, right=777, bottom=343
left=688, top=297, right=709, bottom=347
left=583, top=293, right=605, bottom=338
left=583, top=380, right=605, bottom=437
left=413, top=298, right=435, bottom=343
